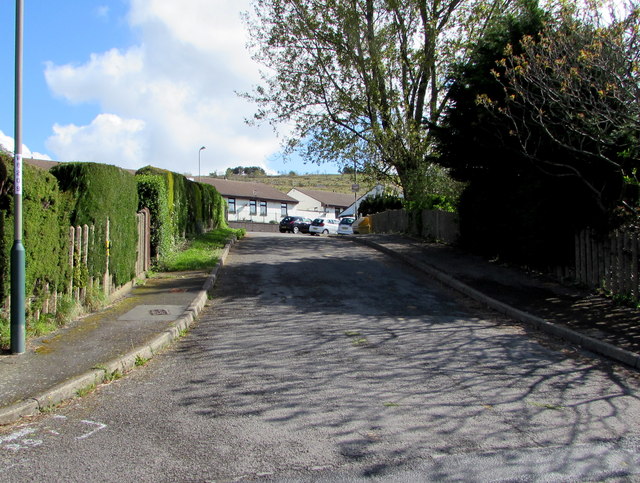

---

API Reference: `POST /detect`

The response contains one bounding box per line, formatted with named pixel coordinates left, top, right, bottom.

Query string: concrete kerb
left=0, top=399, right=39, bottom=425
left=0, top=238, right=236, bottom=426
left=354, top=236, right=640, bottom=370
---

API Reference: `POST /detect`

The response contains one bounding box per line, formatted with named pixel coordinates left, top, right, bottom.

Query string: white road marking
left=76, top=420, right=107, bottom=440
left=0, top=428, right=36, bottom=444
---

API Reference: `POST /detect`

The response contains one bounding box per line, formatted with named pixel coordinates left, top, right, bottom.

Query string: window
left=335, top=208, right=341, bottom=218
left=281, top=203, right=288, bottom=217
left=250, top=199, right=257, bottom=215
left=227, top=198, right=236, bottom=214
left=260, top=200, right=267, bottom=216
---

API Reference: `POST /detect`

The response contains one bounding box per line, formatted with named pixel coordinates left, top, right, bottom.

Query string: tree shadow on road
left=172, top=235, right=640, bottom=480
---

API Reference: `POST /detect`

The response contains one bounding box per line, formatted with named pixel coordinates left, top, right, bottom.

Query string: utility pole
left=351, top=160, right=359, bottom=218
left=11, top=0, right=25, bottom=354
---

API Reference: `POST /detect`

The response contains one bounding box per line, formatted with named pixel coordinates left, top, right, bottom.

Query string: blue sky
left=0, top=0, right=341, bottom=176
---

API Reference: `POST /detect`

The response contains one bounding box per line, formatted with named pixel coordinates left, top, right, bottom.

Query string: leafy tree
left=358, top=193, right=404, bottom=216
left=243, top=0, right=518, bottom=202
left=435, top=1, right=585, bottom=265
left=436, top=0, right=640, bottom=267
left=485, top=0, right=640, bottom=217
left=225, top=166, right=267, bottom=177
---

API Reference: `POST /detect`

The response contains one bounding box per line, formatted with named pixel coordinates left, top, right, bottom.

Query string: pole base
left=10, top=241, right=26, bottom=354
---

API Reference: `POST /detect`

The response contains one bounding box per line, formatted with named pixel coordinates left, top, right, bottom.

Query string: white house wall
left=288, top=189, right=321, bottom=211
left=225, top=198, right=291, bottom=223
left=287, top=188, right=337, bottom=219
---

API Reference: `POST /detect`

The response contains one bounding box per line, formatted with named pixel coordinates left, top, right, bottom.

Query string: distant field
left=219, top=173, right=374, bottom=195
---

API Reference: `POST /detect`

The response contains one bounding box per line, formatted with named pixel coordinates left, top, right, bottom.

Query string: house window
left=335, top=208, right=341, bottom=218
left=260, top=200, right=267, bottom=216
left=250, top=199, right=257, bottom=215
left=227, top=198, right=236, bottom=214
left=281, top=203, right=288, bottom=217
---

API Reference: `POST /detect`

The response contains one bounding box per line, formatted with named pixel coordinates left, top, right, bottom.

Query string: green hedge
left=136, top=174, right=172, bottom=258
left=0, top=152, right=70, bottom=313
left=51, top=162, right=139, bottom=286
left=0, top=157, right=227, bottom=339
left=136, top=166, right=227, bottom=241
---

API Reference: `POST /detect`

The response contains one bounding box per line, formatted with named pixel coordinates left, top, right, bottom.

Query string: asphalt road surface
left=1, top=233, right=640, bottom=482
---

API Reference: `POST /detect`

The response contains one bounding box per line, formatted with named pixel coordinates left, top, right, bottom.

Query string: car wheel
left=322, top=229, right=329, bottom=235
left=279, top=229, right=285, bottom=233
left=292, top=226, right=299, bottom=234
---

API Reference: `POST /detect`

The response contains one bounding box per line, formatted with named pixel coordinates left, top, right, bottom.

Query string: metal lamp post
left=198, top=146, right=206, bottom=182
left=11, top=0, right=25, bottom=354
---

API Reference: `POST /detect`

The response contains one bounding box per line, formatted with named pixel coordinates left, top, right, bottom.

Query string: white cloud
left=47, top=114, right=146, bottom=167
left=43, top=0, right=279, bottom=176
left=0, top=130, right=52, bottom=161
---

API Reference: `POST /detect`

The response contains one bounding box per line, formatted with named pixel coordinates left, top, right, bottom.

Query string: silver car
left=309, top=217, right=340, bottom=235
left=337, top=217, right=356, bottom=235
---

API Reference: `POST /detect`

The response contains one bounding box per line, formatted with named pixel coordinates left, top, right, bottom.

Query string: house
left=24, top=158, right=60, bottom=171
left=201, top=177, right=298, bottom=223
left=338, top=184, right=386, bottom=218
left=287, top=188, right=356, bottom=220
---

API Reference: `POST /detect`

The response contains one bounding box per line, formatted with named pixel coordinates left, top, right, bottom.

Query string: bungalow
left=287, top=188, right=356, bottom=220
left=201, top=177, right=298, bottom=223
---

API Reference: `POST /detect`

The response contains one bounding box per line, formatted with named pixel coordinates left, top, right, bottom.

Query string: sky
left=0, top=0, right=341, bottom=176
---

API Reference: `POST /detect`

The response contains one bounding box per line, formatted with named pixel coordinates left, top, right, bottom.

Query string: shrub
left=51, top=162, right=139, bottom=286
left=136, top=166, right=227, bottom=243
left=0, top=152, right=70, bottom=309
left=358, top=193, right=403, bottom=216
left=137, top=175, right=173, bottom=258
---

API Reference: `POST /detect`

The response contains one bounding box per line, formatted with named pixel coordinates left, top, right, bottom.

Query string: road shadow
left=173, top=234, right=640, bottom=479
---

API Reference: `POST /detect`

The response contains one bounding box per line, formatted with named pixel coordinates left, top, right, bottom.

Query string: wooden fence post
left=68, top=226, right=75, bottom=295
left=633, top=231, right=639, bottom=299
left=74, top=226, right=82, bottom=302
left=103, top=218, right=110, bottom=295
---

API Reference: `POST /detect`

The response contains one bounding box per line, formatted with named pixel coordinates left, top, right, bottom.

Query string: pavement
left=1, top=233, right=639, bottom=426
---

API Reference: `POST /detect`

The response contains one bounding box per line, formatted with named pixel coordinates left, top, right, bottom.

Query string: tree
left=436, top=1, right=640, bottom=266
left=435, top=1, right=571, bottom=264
left=225, top=166, right=267, bottom=177
left=486, top=0, right=640, bottom=217
left=243, top=0, right=517, bottom=202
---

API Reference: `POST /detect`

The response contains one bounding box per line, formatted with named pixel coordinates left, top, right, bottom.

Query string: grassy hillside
left=218, top=173, right=374, bottom=195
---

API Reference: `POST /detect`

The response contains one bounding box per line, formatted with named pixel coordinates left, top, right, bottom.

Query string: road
left=1, top=233, right=640, bottom=482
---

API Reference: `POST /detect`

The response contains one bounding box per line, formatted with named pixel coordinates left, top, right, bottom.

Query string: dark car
left=279, top=216, right=312, bottom=234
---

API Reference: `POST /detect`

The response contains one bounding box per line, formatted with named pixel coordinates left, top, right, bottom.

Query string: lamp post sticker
left=14, top=154, right=22, bottom=195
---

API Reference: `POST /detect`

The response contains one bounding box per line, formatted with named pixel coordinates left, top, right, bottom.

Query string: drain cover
left=149, top=308, right=169, bottom=316
left=118, top=305, right=187, bottom=321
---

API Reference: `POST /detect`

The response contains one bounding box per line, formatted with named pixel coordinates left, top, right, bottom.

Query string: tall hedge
left=51, top=163, right=139, bottom=286
left=136, top=174, right=172, bottom=258
left=136, top=166, right=226, bottom=241
left=0, top=152, right=70, bottom=313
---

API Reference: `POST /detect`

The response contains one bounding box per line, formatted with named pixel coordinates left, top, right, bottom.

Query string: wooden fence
left=573, top=228, right=640, bottom=298
left=369, top=209, right=460, bottom=245
left=30, top=209, right=151, bottom=322
left=368, top=208, right=640, bottom=300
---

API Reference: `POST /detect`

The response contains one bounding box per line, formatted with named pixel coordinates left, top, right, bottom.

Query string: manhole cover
left=118, top=305, right=187, bottom=321
left=149, top=309, right=169, bottom=316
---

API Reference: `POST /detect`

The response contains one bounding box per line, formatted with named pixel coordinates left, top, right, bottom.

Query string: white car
left=309, top=217, right=340, bottom=235
left=337, top=217, right=356, bottom=235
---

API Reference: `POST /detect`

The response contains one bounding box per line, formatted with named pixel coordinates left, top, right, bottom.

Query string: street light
left=11, top=0, right=25, bottom=354
left=198, top=146, right=206, bottom=182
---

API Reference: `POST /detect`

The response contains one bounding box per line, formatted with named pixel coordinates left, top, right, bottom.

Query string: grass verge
left=156, top=227, right=244, bottom=272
